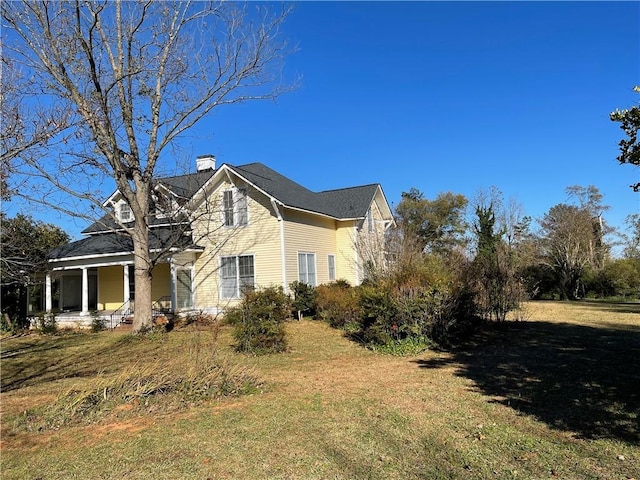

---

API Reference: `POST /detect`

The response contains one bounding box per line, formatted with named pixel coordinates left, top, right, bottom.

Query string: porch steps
left=112, top=315, right=133, bottom=331
left=112, top=314, right=173, bottom=332
left=114, top=322, right=133, bottom=332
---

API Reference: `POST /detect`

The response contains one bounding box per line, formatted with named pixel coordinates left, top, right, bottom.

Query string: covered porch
left=46, top=254, right=198, bottom=328
left=46, top=229, right=202, bottom=328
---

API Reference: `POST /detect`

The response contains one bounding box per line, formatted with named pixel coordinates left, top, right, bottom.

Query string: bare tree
left=2, top=1, right=295, bottom=332
left=0, top=56, right=73, bottom=200
left=621, top=214, right=640, bottom=260
left=539, top=204, right=597, bottom=300
left=565, top=185, right=611, bottom=269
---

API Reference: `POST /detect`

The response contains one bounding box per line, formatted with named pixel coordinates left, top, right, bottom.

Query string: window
left=367, top=207, right=374, bottom=233
left=298, top=252, right=316, bottom=286
left=223, top=191, right=234, bottom=226
left=237, top=189, right=248, bottom=226
left=328, top=255, right=336, bottom=282
left=223, top=188, right=248, bottom=227
left=152, top=191, right=175, bottom=219
left=120, top=203, right=132, bottom=222
left=221, top=255, right=255, bottom=299
left=176, top=269, right=193, bottom=308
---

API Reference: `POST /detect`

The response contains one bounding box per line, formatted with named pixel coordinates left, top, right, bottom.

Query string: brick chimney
left=196, top=154, right=216, bottom=172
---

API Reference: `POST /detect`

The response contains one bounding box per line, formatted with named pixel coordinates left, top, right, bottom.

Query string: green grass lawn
left=1, top=301, right=639, bottom=479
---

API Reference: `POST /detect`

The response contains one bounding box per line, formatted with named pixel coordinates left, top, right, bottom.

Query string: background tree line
left=393, top=184, right=640, bottom=304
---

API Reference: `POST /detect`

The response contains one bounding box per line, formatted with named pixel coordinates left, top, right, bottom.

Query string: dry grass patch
left=1, top=301, right=639, bottom=479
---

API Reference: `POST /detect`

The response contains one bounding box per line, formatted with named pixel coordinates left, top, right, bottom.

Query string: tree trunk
left=131, top=227, right=154, bottom=334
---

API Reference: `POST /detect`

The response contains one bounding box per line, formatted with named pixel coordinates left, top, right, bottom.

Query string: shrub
left=289, top=281, right=317, bottom=319
left=227, top=286, right=291, bottom=354
left=175, top=311, right=219, bottom=329
left=90, top=311, right=106, bottom=332
left=0, top=312, right=22, bottom=335
left=353, top=254, right=477, bottom=350
left=36, top=312, right=58, bottom=335
left=315, top=281, right=361, bottom=328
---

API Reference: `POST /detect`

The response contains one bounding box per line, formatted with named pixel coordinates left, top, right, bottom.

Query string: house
left=45, top=157, right=394, bottom=327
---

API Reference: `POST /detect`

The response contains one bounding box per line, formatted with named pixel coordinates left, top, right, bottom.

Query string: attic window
left=119, top=203, right=132, bottom=222
left=152, top=191, right=174, bottom=219
left=223, top=188, right=248, bottom=227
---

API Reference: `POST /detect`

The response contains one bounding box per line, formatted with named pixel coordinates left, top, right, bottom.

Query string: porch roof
left=48, top=228, right=201, bottom=262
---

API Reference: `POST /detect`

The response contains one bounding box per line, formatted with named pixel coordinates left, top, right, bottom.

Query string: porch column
left=45, top=273, right=52, bottom=312
left=123, top=264, right=130, bottom=304
left=169, top=258, right=177, bottom=312
left=81, top=267, right=89, bottom=315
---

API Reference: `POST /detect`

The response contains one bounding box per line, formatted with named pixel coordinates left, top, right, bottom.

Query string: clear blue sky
left=8, top=1, right=640, bottom=242
left=199, top=1, right=640, bottom=238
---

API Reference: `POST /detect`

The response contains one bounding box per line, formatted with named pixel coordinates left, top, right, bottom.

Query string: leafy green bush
left=365, top=336, right=435, bottom=356
left=582, top=259, right=640, bottom=299
left=315, top=280, right=361, bottom=328
left=227, top=286, right=291, bottom=354
left=289, top=281, right=317, bottom=319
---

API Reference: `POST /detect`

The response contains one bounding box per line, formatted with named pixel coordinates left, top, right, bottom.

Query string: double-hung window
left=176, top=269, right=193, bottom=308
left=328, top=255, right=336, bottom=282
left=223, top=188, right=248, bottom=227
left=298, top=252, right=316, bottom=287
left=119, top=203, right=132, bottom=222
left=220, top=255, right=255, bottom=298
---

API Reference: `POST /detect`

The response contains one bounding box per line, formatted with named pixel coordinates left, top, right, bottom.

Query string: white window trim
left=119, top=202, right=132, bottom=222
left=367, top=206, right=374, bottom=233
left=328, top=254, right=336, bottom=282
left=222, top=187, right=248, bottom=227
left=175, top=266, right=194, bottom=309
left=152, top=190, right=178, bottom=219
left=220, top=254, right=255, bottom=299
left=298, top=252, right=317, bottom=287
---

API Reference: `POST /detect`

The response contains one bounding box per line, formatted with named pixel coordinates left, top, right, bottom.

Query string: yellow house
left=46, top=157, right=394, bottom=327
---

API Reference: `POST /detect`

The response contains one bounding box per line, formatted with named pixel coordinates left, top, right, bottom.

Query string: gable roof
left=83, top=162, right=388, bottom=234
left=84, top=170, right=215, bottom=234
left=156, top=169, right=216, bottom=199
left=227, top=163, right=380, bottom=219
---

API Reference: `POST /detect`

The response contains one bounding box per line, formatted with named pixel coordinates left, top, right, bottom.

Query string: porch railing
left=110, top=297, right=174, bottom=329
left=110, top=300, right=134, bottom=329
left=152, top=296, right=172, bottom=315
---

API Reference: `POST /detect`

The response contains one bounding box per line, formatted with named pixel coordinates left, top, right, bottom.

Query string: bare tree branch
left=1, top=0, right=296, bottom=332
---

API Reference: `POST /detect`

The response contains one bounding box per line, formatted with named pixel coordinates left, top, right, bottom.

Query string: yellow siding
left=98, top=266, right=124, bottom=310
left=284, top=210, right=338, bottom=286
left=336, top=220, right=358, bottom=284
left=193, top=178, right=282, bottom=310
left=357, top=198, right=388, bottom=278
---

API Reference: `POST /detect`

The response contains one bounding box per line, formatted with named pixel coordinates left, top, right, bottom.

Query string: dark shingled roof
left=228, top=163, right=378, bottom=219
left=82, top=213, right=190, bottom=234
left=73, top=161, right=380, bottom=258
left=156, top=169, right=216, bottom=198
left=82, top=170, right=215, bottom=234
left=49, top=228, right=200, bottom=260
